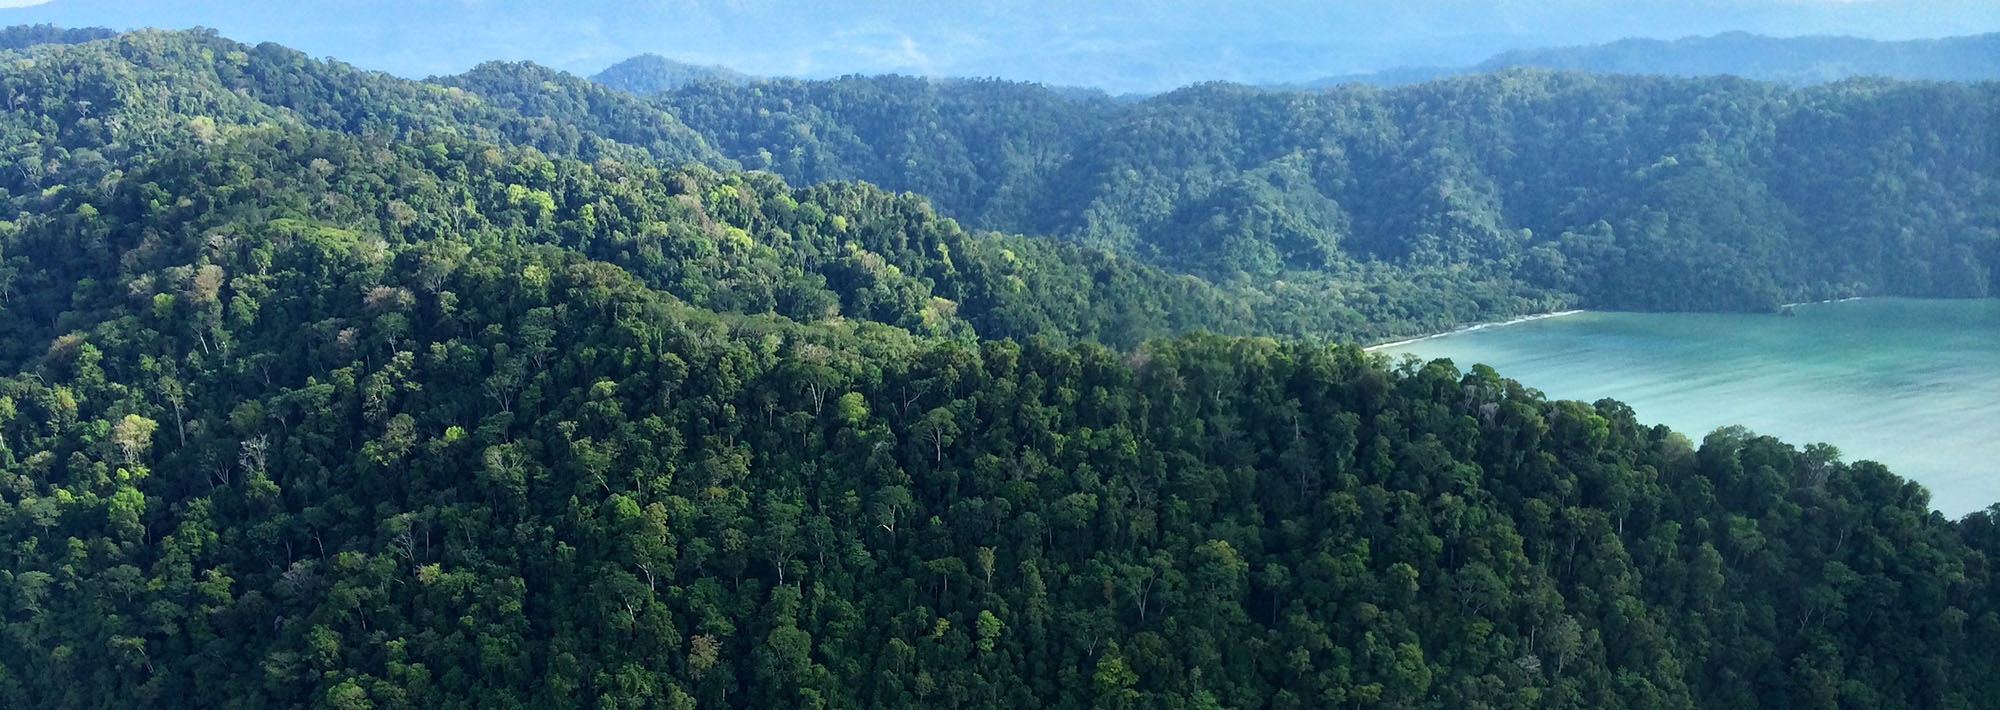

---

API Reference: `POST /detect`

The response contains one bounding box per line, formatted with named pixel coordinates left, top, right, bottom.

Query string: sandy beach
left=1363, top=310, right=1586, bottom=351
left=1778, top=296, right=1868, bottom=309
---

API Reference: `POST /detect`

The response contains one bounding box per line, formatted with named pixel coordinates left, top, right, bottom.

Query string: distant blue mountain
left=7, top=0, right=2000, bottom=93
left=1283, top=32, right=2000, bottom=88
left=596, top=31, right=2000, bottom=101
left=0, top=23, right=114, bottom=52
left=589, top=54, right=756, bottom=95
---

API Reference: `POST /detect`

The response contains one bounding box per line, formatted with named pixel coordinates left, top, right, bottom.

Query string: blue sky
left=3, top=0, right=1997, bottom=92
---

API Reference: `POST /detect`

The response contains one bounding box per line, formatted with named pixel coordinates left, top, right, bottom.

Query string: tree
left=920, top=406, right=958, bottom=464
left=835, top=392, right=869, bottom=426
left=976, top=610, right=1004, bottom=653
left=976, top=546, right=996, bottom=587
left=110, top=414, right=159, bottom=465
left=1093, top=644, right=1141, bottom=710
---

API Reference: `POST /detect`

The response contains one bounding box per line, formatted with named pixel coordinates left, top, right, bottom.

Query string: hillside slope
left=3, top=124, right=1996, bottom=708
left=649, top=71, right=1999, bottom=312
left=1, top=29, right=1477, bottom=353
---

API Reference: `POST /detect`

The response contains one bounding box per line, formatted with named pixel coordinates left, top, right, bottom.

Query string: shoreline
left=1778, top=296, right=1867, bottom=309
left=1361, top=296, right=1938, bottom=353
left=1364, top=310, right=1586, bottom=352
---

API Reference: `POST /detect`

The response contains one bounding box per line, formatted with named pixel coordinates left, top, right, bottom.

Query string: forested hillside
left=0, top=29, right=1562, bottom=350
left=651, top=71, right=1999, bottom=312
left=0, top=27, right=730, bottom=180
left=2, top=26, right=1999, bottom=709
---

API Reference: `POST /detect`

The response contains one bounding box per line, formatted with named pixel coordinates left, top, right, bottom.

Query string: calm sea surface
left=1377, top=298, right=2000, bottom=518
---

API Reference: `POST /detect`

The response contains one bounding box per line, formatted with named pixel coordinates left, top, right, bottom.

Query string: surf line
left=1777, top=296, right=1867, bottom=309
left=1363, top=310, right=1585, bottom=352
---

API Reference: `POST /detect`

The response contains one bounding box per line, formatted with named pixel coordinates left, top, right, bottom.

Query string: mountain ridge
left=578, top=30, right=2000, bottom=98
left=1282, top=31, right=2000, bottom=88
left=648, top=67, right=1998, bottom=318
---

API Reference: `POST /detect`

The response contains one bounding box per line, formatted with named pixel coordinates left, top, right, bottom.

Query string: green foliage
left=654, top=70, right=1998, bottom=314
left=0, top=25, right=1995, bottom=709
left=433, top=60, right=733, bottom=167
left=4, top=151, right=1995, bottom=703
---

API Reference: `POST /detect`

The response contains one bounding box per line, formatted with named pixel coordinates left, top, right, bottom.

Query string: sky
left=3, top=0, right=1997, bottom=92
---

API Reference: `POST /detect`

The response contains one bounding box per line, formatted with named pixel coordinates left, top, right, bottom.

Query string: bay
left=1375, top=298, right=2000, bottom=518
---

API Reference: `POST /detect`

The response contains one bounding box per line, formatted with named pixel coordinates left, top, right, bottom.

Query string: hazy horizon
left=3, top=0, right=1997, bottom=93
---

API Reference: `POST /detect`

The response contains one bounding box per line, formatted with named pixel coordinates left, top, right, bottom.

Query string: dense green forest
left=2, top=26, right=1999, bottom=709
left=0, top=28, right=1554, bottom=349
left=650, top=72, right=1998, bottom=313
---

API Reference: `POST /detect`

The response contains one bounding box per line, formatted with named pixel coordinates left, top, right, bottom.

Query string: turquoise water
left=1377, top=299, right=2000, bottom=518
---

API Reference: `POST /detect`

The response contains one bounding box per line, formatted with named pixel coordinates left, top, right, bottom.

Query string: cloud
left=0, top=0, right=57, bottom=7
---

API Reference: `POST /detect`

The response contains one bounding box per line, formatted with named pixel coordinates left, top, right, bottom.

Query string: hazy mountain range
left=1281, top=31, right=2000, bottom=88
left=3, top=0, right=1998, bottom=92
left=589, top=31, right=2000, bottom=98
